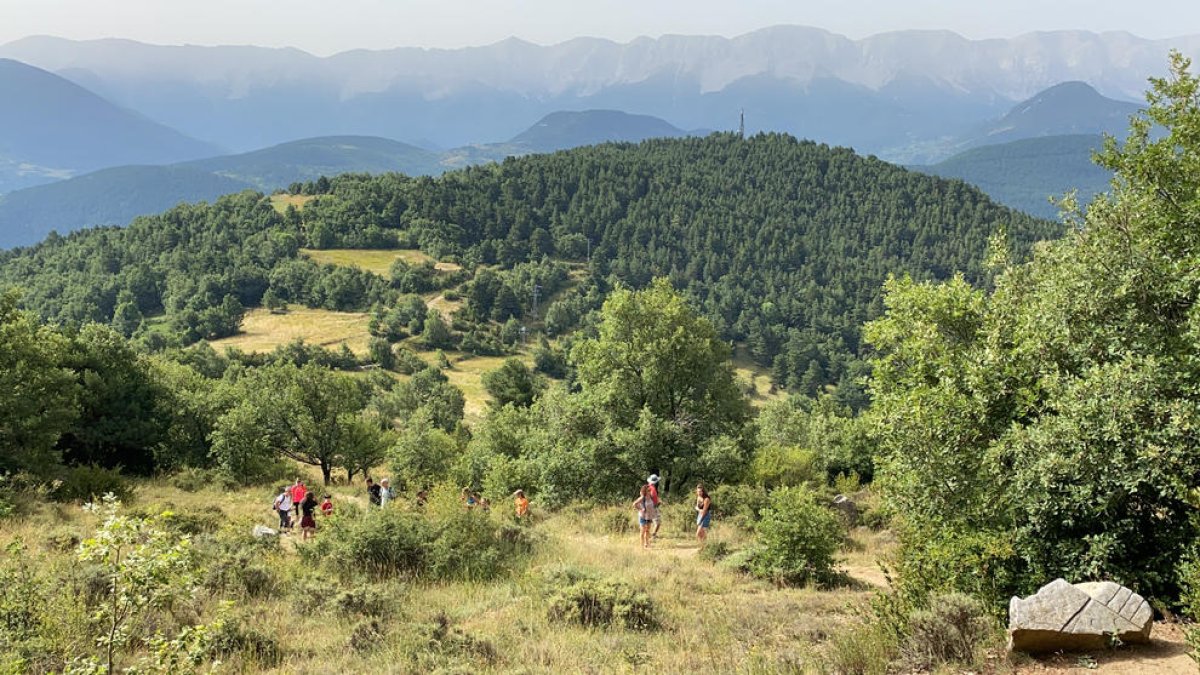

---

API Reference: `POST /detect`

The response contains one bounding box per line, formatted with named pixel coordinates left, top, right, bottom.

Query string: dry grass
left=0, top=475, right=885, bottom=674
left=209, top=307, right=372, bottom=355
left=732, top=348, right=786, bottom=407
left=269, top=194, right=314, bottom=213
left=300, top=248, right=434, bottom=276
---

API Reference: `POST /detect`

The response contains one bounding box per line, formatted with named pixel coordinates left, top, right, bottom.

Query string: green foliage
left=388, top=411, right=462, bottom=489
left=73, top=495, right=202, bottom=674
left=0, top=290, right=78, bottom=476
left=212, top=361, right=370, bottom=484
left=750, top=445, right=822, bottom=490
left=482, top=358, right=543, bottom=408
left=374, top=366, right=465, bottom=433
left=867, top=54, right=1200, bottom=605
left=1, top=133, right=1053, bottom=391
left=51, top=465, right=131, bottom=503
left=544, top=567, right=657, bottom=631
left=748, top=486, right=844, bottom=586
left=306, top=504, right=529, bottom=581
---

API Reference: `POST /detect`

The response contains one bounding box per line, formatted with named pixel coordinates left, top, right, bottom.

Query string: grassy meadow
left=0, top=475, right=899, bottom=674
left=210, top=307, right=373, bottom=355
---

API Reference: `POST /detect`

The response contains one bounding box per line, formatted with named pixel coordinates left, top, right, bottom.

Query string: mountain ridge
left=2, top=28, right=1191, bottom=152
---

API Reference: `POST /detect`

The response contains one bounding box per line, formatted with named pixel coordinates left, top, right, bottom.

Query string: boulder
left=252, top=524, right=278, bottom=538
left=1008, top=579, right=1153, bottom=653
left=831, top=494, right=858, bottom=526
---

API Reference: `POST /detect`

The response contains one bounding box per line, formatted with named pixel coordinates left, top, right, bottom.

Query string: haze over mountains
left=0, top=58, right=218, bottom=192
left=0, top=25, right=1192, bottom=247
left=1, top=27, right=1194, bottom=157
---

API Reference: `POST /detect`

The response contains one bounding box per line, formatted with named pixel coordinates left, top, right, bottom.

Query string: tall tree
left=866, top=53, right=1200, bottom=604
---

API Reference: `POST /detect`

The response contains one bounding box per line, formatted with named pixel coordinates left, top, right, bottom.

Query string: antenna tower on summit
left=738, top=109, right=745, bottom=139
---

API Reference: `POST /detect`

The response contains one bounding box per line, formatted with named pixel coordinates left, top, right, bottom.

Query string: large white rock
left=1008, top=579, right=1153, bottom=653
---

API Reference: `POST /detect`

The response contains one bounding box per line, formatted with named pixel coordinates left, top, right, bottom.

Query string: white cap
left=648, top=474, right=660, bottom=484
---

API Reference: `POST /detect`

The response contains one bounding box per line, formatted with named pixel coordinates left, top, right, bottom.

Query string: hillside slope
left=0, top=134, right=1058, bottom=390
left=183, top=135, right=444, bottom=189
left=0, top=166, right=252, bottom=248
left=915, top=134, right=1112, bottom=219
left=0, top=58, right=218, bottom=192
left=509, top=110, right=692, bottom=152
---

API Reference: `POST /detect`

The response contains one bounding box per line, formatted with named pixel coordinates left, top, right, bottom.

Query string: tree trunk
left=321, top=460, right=332, bottom=485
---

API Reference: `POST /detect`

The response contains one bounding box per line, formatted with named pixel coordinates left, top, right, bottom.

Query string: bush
left=823, top=620, right=896, bottom=675
left=207, top=619, right=283, bottom=669
left=546, top=570, right=657, bottom=631
left=307, top=506, right=530, bottom=581
left=51, top=465, right=131, bottom=503
left=748, top=486, right=844, bottom=586
left=348, top=619, right=385, bottom=653
left=160, top=505, right=225, bottom=535
left=900, top=593, right=994, bottom=670
left=710, top=484, right=768, bottom=529
left=698, top=540, right=732, bottom=562
left=168, top=467, right=238, bottom=493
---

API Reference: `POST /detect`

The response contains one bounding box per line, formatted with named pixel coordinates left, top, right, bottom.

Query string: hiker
left=462, top=487, right=477, bottom=509
left=290, top=478, right=307, bottom=518
left=320, top=494, right=334, bottom=517
left=366, top=477, right=382, bottom=507
left=379, top=478, right=395, bottom=508
left=695, top=483, right=712, bottom=544
left=300, top=493, right=319, bottom=540
left=646, top=474, right=662, bottom=539
left=514, top=490, right=529, bottom=519
left=633, top=484, right=659, bottom=550
left=273, top=486, right=293, bottom=532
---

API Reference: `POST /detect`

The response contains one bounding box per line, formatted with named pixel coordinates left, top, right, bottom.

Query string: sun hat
left=647, top=474, right=660, bottom=484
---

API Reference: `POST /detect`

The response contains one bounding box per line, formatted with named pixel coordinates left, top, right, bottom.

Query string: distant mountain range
left=0, top=58, right=218, bottom=192
left=1, top=28, right=1194, bottom=156
left=0, top=110, right=698, bottom=248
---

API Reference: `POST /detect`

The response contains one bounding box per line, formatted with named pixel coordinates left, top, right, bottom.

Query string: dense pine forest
left=0, top=132, right=1055, bottom=396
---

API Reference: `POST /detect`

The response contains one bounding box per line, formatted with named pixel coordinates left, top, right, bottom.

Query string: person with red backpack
left=646, top=474, right=662, bottom=539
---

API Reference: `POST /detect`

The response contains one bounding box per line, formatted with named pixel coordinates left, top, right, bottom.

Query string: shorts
left=639, top=517, right=651, bottom=527
left=697, top=513, right=712, bottom=529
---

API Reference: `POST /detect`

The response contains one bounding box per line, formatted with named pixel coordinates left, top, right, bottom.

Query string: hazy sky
left=1, top=0, right=1197, bottom=54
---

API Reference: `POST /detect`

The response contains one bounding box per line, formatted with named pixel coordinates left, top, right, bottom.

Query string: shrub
left=333, top=583, right=394, bottom=617
left=307, top=506, right=530, bottom=581
left=900, top=593, right=995, bottom=670
left=750, top=444, right=823, bottom=489
left=698, top=540, right=731, bottom=562
left=169, top=467, right=238, bottom=493
left=822, top=620, right=896, bottom=675
left=160, top=505, right=225, bottom=535
left=348, top=619, right=385, bottom=653
left=749, top=486, right=844, bottom=586
left=710, top=484, right=768, bottom=529
left=207, top=619, right=283, bottom=669
left=51, top=465, right=131, bottom=503
left=546, top=571, right=657, bottom=631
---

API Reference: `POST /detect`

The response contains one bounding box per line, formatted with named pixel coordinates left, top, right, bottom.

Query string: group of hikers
left=272, top=473, right=711, bottom=550
left=271, top=479, right=333, bottom=540
left=633, top=474, right=713, bottom=549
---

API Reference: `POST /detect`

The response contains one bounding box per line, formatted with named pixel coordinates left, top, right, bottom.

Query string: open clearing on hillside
left=269, top=193, right=314, bottom=212
left=209, top=307, right=371, bottom=355
left=733, top=348, right=785, bottom=407
left=300, top=248, right=463, bottom=276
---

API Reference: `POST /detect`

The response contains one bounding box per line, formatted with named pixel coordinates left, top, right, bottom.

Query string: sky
left=0, top=0, right=1197, bottom=55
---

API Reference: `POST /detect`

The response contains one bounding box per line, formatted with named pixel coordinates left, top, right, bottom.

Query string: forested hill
left=0, top=133, right=1058, bottom=393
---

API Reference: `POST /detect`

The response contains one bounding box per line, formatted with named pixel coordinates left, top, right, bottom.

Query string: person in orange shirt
left=514, top=490, right=530, bottom=519
left=290, top=479, right=307, bottom=518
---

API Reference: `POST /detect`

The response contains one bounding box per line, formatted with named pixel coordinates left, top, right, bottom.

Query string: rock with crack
left=1008, top=578, right=1153, bottom=653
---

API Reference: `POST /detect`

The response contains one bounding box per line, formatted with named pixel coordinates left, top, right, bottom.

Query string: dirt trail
left=1017, top=623, right=1195, bottom=674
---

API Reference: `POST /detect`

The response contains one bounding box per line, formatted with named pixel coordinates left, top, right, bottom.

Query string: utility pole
left=739, top=108, right=745, bottom=139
